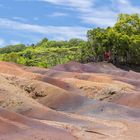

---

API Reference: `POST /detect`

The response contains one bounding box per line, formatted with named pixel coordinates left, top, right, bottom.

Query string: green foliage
left=87, top=13, right=140, bottom=65
left=0, top=39, right=85, bottom=68
left=0, top=44, right=26, bottom=54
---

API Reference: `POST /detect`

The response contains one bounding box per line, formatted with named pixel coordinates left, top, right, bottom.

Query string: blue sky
left=0, top=0, right=140, bottom=47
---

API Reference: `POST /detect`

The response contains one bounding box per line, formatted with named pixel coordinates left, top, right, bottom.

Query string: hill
left=0, top=61, right=140, bottom=139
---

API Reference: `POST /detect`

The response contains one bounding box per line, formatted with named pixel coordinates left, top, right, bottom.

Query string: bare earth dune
left=0, top=61, right=140, bottom=140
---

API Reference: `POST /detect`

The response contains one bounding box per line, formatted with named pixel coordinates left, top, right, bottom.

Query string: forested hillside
left=0, top=14, right=140, bottom=67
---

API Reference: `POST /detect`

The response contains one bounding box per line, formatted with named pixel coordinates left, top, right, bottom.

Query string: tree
left=87, top=13, right=140, bottom=65
left=114, top=14, right=140, bottom=36
left=0, top=44, right=26, bottom=54
left=36, top=38, right=48, bottom=47
left=68, top=38, right=85, bottom=47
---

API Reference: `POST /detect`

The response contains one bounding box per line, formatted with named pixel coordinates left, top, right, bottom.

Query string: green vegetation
left=0, top=38, right=86, bottom=68
left=0, top=44, right=26, bottom=54
left=87, top=13, right=140, bottom=65
left=0, top=14, right=140, bottom=67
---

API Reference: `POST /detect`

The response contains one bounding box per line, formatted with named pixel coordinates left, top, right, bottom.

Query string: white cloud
left=15, top=0, right=140, bottom=27
left=12, top=17, right=28, bottom=22
left=10, top=40, right=21, bottom=45
left=40, top=0, right=115, bottom=26
left=0, top=38, right=5, bottom=47
left=41, top=0, right=94, bottom=11
left=50, top=12, right=68, bottom=17
left=82, top=16, right=116, bottom=27
left=113, top=0, right=140, bottom=14
left=40, top=0, right=140, bottom=27
left=0, top=18, right=88, bottom=40
left=0, top=38, right=21, bottom=47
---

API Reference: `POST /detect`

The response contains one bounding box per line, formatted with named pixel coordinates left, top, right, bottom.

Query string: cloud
left=40, top=0, right=115, bottom=26
left=10, top=40, right=21, bottom=45
left=0, top=38, right=21, bottom=47
left=0, top=18, right=88, bottom=40
left=39, top=0, right=140, bottom=27
left=12, top=17, right=28, bottom=22
left=15, top=0, right=140, bottom=27
left=50, top=12, right=68, bottom=17
left=41, top=0, right=94, bottom=11
left=0, top=38, right=5, bottom=47
left=81, top=16, right=116, bottom=27
left=112, top=0, right=140, bottom=14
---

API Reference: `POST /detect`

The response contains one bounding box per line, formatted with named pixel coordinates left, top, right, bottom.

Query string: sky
left=0, top=0, right=140, bottom=47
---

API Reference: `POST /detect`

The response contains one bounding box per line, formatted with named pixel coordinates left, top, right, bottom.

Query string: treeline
left=0, top=38, right=86, bottom=67
left=0, top=13, right=140, bottom=67
left=0, top=44, right=26, bottom=54
left=87, top=13, right=140, bottom=65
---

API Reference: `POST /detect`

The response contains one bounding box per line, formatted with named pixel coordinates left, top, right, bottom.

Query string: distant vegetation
left=0, top=38, right=86, bottom=67
left=0, top=14, right=140, bottom=67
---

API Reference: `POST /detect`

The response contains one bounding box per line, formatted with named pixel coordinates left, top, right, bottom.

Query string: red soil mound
left=0, top=61, right=37, bottom=78
left=52, top=61, right=140, bottom=79
left=0, top=61, right=140, bottom=139
left=52, top=61, right=119, bottom=73
left=0, top=108, right=76, bottom=140
left=52, top=61, right=87, bottom=72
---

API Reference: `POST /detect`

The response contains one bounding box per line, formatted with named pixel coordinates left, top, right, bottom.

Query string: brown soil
left=0, top=61, right=140, bottom=140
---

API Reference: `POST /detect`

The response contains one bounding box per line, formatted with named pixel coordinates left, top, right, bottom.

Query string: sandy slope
left=0, top=61, right=140, bottom=140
